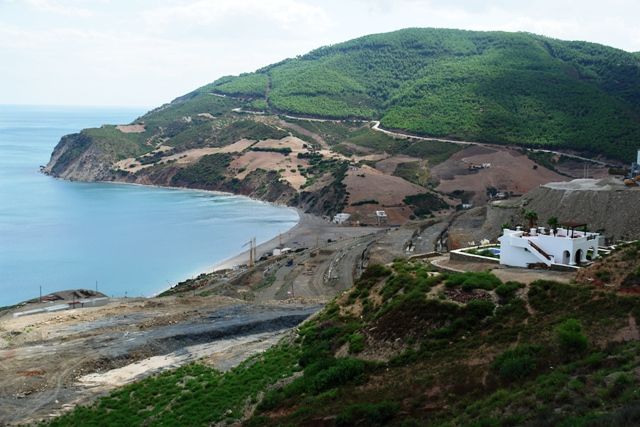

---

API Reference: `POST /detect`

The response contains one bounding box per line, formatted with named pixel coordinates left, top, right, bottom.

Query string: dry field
left=432, top=145, right=566, bottom=204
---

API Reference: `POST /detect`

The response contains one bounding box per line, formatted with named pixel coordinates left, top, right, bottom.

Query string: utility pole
left=244, top=237, right=257, bottom=267
left=39, top=285, right=42, bottom=303
left=253, top=237, right=257, bottom=264
left=95, top=280, right=98, bottom=294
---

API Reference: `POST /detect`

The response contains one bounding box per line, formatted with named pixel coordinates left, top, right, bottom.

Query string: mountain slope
left=48, top=259, right=640, bottom=426
left=209, top=28, right=640, bottom=160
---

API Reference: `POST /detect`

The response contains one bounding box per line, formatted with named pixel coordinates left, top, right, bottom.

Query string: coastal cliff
left=44, top=132, right=116, bottom=181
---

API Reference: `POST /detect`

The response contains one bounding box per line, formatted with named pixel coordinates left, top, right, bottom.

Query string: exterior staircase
left=527, top=240, right=553, bottom=266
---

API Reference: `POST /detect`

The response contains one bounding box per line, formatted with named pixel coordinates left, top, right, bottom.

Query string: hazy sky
left=2, top=0, right=639, bottom=107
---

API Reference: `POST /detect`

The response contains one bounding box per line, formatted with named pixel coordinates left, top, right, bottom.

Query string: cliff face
left=522, top=179, right=640, bottom=241
left=44, top=133, right=115, bottom=181
left=449, top=178, right=640, bottom=245
left=43, top=125, right=347, bottom=216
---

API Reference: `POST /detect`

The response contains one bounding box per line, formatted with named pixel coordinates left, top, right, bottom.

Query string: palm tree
left=524, top=210, right=538, bottom=229
left=547, top=216, right=559, bottom=233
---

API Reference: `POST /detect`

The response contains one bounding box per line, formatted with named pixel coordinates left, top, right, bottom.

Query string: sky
left=1, top=0, right=640, bottom=107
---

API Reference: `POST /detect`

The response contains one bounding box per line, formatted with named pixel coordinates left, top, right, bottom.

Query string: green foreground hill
left=208, top=28, right=640, bottom=160
left=49, top=244, right=640, bottom=426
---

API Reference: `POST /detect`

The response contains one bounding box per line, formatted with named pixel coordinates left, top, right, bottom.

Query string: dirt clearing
left=116, top=124, right=145, bottom=133
left=432, top=146, right=566, bottom=204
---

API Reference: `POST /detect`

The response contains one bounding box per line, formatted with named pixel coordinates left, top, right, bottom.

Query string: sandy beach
left=209, top=211, right=376, bottom=271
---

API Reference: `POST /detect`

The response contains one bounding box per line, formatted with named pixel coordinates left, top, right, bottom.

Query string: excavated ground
left=0, top=296, right=319, bottom=425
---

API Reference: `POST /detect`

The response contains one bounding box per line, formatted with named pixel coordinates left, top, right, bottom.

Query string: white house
left=332, top=213, right=351, bottom=224
left=498, top=224, right=599, bottom=268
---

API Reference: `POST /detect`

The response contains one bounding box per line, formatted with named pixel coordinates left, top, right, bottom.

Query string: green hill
left=207, top=28, right=640, bottom=160
left=48, top=248, right=640, bottom=426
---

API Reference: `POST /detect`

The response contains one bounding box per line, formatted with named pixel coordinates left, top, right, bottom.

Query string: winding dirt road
left=227, top=99, right=615, bottom=167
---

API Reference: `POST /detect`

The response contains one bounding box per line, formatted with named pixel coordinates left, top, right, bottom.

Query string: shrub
left=446, top=272, right=502, bottom=291
left=250, top=146, right=292, bottom=155
left=466, top=300, right=495, bottom=320
left=403, top=193, right=448, bottom=217
left=495, top=281, right=523, bottom=299
left=556, top=318, right=588, bottom=353
left=336, top=401, right=399, bottom=426
left=358, top=264, right=391, bottom=287
left=492, top=344, right=542, bottom=381
left=348, top=333, right=365, bottom=353
left=307, top=358, right=366, bottom=394
left=351, top=199, right=379, bottom=206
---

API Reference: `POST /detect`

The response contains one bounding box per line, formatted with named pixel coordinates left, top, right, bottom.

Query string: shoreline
left=207, top=210, right=322, bottom=272
left=158, top=211, right=337, bottom=297
left=42, top=172, right=328, bottom=301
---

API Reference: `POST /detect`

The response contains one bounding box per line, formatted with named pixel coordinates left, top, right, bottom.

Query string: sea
left=0, top=105, right=299, bottom=307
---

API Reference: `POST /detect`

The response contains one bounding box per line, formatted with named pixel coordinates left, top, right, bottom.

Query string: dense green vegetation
left=47, top=343, right=301, bottom=426
left=171, top=153, right=232, bottom=186
left=214, top=73, right=269, bottom=97
left=47, top=257, right=640, bottom=426
left=403, top=192, right=449, bottom=217
left=139, top=93, right=239, bottom=129
left=299, top=156, right=349, bottom=215
left=208, top=28, right=640, bottom=160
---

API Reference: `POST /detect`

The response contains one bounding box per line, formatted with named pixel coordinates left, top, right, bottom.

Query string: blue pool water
left=0, top=105, right=298, bottom=306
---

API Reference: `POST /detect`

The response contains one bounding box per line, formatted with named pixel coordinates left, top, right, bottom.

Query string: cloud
left=22, top=0, right=95, bottom=17
left=143, top=0, right=331, bottom=34
left=2, top=0, right=640, bottom=106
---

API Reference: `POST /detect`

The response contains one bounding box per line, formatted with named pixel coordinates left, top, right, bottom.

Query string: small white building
left=375, top=210, right=388, bottom=225
left=498, top=223, right=599, bottom=268
left=272, top=247, right=292, bottom=256
left=333, top=213, right=351, bottom=224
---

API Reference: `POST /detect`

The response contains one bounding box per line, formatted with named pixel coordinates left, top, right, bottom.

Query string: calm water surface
left=0, top=105, right=298, bottom=306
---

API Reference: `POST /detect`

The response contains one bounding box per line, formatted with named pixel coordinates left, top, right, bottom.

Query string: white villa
left=498, top=223, right=600, bottom=268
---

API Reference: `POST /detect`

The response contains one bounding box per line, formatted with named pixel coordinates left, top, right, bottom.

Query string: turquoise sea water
left=0, top=105, right=298, bottom=306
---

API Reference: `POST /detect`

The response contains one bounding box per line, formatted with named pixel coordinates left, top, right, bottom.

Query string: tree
left=524, top=210, right=538, bottom=229
left=547, top=216, right=559, bottom=232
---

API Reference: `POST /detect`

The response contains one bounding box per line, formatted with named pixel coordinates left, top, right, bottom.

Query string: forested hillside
left=208, top=28, right=640, bottom=160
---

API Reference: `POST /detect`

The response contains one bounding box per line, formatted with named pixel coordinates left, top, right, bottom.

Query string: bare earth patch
left=114, top=139, right=256, bottom=173
left=375, top=155, right=420, bottom=175
left=165, top=139, right=256, bottom=165
left=343, top=165, right=428, bottom=224
left=230, top=150, right=309, bottom=190
left=432, top=146, right=566, bottom=204
left=116, top=124, right=145, bottom=133
left=344, top=165, right=426, bottom=206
